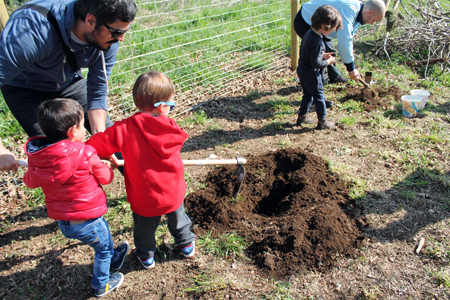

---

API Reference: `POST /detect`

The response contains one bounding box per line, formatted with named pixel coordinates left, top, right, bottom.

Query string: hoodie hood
left=131, top=113, right=188, bottom=159
left=25, top=137, right=86, bottom=187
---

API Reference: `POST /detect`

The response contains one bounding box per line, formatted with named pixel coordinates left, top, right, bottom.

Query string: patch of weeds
left=278, top=139, right=293, bottom=149
left=347, top=177, right=368, bottom=199
left=198, top=231, right=250, bottom=259
left=399, top=189, right=416, bottom=201
left=429, top=269, right=450, bottom=289
left=265, top=121, right=284, bottom=131
left=230, top=195, right=245, bottom=202
left=339, top=115, right=356, bottom=126
left=423, top=237, right=450, bottom=263
left=358, top=149, right=371, bottom=157
left=274, top=78, right=285, bottom=85
left=178, top=110, right=209, bottom=127
left=24, top=187, right=45, bottom=208
left=206, top=122, right=221, bottom=131
left=245, top=89, right=262, bottom=100
left=49, top=232, right=68, bottom=246
left=338, top=100, right=364, bottom=113
left=0, top=218, right=12, bottom=233
left=180, top=271, right=229, bottom=294
left=258, top=99, right=293, bottom=113
left=361, top=286, right=383, bottom=299
left=369, top=114, right=404, bottom=129
left=262, top=281, right=296, bottom=300
left=226, top=105, right=236, bottom=112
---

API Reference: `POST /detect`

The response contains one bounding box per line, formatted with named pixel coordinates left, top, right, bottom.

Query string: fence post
left=291, top=0, right=299, bottom=70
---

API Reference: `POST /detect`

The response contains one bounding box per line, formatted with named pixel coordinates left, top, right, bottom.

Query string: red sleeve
left=86, top=123, right=122, bottom=159
left=23, top=171, right=39, bottom=189
left=89, top=154, right=114, bottom=185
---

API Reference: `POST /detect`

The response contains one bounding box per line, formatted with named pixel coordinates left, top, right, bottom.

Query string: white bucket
left=401, top=95, right=421, bottom=117
left=410, top=89, right=430, bottom=109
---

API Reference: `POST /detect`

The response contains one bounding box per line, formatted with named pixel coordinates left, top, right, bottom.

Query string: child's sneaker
left=136, top=254, right=155, bottom=269
left=110, top=241, right=130, bottom=272
left=94, top=272, right=124, bottom=297
left=179, top=241, right=195, bottom=259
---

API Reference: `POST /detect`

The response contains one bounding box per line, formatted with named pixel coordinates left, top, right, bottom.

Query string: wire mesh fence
left=0, top=0, right=291, bottom=193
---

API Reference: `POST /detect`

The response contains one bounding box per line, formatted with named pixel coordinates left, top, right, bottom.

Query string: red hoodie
left=24, top=137, right=114, bottom=221
left=86, top=113, right=188, bottom=217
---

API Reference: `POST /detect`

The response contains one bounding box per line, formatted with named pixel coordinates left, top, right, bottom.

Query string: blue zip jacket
left=0, top=0, right=118, bottom=111
left=301, top=0, right=362, bottom=66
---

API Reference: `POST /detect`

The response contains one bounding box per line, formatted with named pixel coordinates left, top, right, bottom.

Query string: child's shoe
left=136, top=254, right=155, bottom=269
left=110, top=241, right=130, bottom=272
left=94, top=272, right=124, bottom=297
left=317, top=118, right=335, bottom=130
left=179, top=241, right=195, bottom=259
left=296, top=114, right=314, bottom=126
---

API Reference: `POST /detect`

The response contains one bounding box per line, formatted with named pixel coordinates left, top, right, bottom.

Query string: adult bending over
left=294, top=0, right=386, bottom=83
left=0, top=0, right=138, bottom=166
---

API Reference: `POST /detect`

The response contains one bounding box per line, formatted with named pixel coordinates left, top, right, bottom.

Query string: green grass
left=198, top=231, right=250, bottom=259
left=180, top=271, right=230, bottom=294
left=178, top=110, right=210, bottom=127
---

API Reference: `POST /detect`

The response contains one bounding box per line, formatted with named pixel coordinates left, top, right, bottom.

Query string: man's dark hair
left=74, top=0, right=138, bottom=25
left=37, top=99, right=84, bottom=142
left=311, top=5, right=343, bottom=32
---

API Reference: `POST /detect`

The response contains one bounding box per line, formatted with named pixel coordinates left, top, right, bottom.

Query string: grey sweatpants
left=133, top=202, right=195, bottom=259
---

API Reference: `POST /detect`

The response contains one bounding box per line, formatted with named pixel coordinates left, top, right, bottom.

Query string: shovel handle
left=18, top=158, right=247, bottom=168
left=358, top=78, right=370, bottom=88
left=116, top=158, right=247, bottom=166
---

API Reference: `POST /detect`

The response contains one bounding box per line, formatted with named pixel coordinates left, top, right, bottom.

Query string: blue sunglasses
left=154, top=101, right=176, bottom=111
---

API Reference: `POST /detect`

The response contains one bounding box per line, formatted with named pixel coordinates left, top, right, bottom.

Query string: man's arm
left=86, top=44, right=120, bottom=132
left=88, top=109, right=108, bottom=134
left=0, top=140, right=18, bottom=172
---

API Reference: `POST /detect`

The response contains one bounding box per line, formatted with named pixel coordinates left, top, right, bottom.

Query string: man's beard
left=83, top=28, right=119, bottom=51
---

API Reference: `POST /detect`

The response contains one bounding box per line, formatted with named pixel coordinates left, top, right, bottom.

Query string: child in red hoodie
left=24, top=99, right=129, bottom=297
left=87, top=71, right=195, bottom=270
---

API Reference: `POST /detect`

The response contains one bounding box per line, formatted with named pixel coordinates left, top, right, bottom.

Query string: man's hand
left=348, top=69, right=361, bottom=81
left=0, top=142, right=18, bottom=172
left=88, top=109, right=108, bottom=135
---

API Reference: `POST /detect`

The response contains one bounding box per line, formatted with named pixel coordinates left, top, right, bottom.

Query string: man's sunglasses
left=154, top=102, right=176, bottom=111
left=103, top=23, right=129, bottom=38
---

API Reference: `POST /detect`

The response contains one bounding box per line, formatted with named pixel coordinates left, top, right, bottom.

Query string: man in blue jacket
left=294, top=0, right=386, bottom=84
left=0, top=0, right=137, bottom=139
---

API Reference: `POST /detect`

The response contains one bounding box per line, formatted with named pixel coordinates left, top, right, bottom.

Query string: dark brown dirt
left=185, top=148, right=365, bottom=278
left=333, top=85, right=404, bottom=111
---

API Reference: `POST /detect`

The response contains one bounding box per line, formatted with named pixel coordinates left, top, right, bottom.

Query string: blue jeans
left=58, top=217, right=120, bottom=289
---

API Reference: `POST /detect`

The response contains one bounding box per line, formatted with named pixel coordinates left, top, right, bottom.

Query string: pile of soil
left=185, top=148, right=365, bottom=278
left=335, top=85, right=404, bottom=111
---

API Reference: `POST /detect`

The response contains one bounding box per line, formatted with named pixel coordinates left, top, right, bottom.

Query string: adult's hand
left=0, top=142, right=18, bottom=172
left=88, top=109, right=108, bottom=135
left=348, top=69, right=361, bottom=81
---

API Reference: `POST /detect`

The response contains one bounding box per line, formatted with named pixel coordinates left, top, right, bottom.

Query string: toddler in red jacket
left=86, top=71, right=196, bottom=270
left=24, top=99, right=129, bottom=297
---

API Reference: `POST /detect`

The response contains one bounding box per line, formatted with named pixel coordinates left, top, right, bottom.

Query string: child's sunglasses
left=103, top=23, right=129, bottom=38
left=154, top=102, right=176, bottom=111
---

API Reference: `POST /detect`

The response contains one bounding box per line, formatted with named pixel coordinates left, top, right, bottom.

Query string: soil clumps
left=185, top=148, right=364, bottom=278
left=334, top=85, right=403, bottom=111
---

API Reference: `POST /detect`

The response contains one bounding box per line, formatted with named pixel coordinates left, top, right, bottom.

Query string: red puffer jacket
left=24, top=137, right=114, bottom=221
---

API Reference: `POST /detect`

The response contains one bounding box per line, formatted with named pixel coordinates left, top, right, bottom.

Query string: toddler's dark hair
left=311, top=5, right=343, bottom=32
left=37, top=99, right=84, bottom=142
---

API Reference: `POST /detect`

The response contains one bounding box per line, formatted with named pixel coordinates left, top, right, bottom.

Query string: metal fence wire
left=0, top=0, right=290, bottom=194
